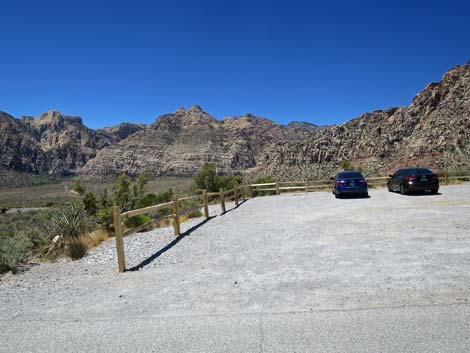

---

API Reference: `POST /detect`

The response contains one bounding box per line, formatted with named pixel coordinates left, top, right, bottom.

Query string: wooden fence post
left=220, top=188, right=226, bottom=213
left=275, top=182, right=280, bottom=195
left=305, top=180, right=309, bottom=193
left=235, top=186, right=239, bottom=206
left=249, top=185, right=253, bottom=198
left=172, top=195, right=180, bottom=236
left=203, top=189, right=209, bottom=218
left=112, top=206, right=126, bottom=273
left=445, top=169, right=449, bottom=185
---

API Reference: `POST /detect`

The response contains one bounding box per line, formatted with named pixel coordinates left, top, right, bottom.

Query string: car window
left=338, top=172, right=364, bottom=179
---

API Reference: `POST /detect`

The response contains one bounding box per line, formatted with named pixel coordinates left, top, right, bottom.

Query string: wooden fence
left=113, top=172, right=470, bottom=272
left=112, top=185, right=247, bottom=272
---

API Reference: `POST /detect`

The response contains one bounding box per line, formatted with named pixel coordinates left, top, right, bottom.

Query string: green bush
left=192, top=163, right=242, bottom=192
left=113, top=169, right=152, bottom=212
left=181, top=200, right=203, bottom=219
left=253, top=176, right=276, bottom=196
left=73, top=179, right=86, bottom=195
left=0, top=231, right=32, bottom=273
left=136, top=189, right=173, bottom=209
left=97, top=207, right=114, bottom=232
left=42, top=205, right=96, bottom=260
left=124, top=215, right=152, bottom=229
left=48, top=204, right=95, bottom=240
left=83, top=192, right=98, bottom=216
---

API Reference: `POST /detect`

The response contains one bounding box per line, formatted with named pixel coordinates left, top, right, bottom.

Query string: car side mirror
left=388, top=175, right=393, bottom=178
left=329, top=177, right=334, bottom=181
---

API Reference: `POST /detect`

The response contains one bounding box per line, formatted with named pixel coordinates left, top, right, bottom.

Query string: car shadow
left=403, top=191, right=442, bottom=196
left=336, top=194, right=370, bottom=199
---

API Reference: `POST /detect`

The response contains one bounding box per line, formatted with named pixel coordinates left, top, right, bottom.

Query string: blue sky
left=1, top=0, right=469, bottom=128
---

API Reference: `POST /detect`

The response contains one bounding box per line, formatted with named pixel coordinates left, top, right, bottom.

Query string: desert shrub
left=83, top=192, right=98, bottom=216
left=44, top=204, right=96, bottom=260
left=341, top=160, right=364, bottom=173
left=215, top=175, right=242, bottom=190
left=254, top=176, right=275, bottom=184
left=253, top=176, right=276, bottom=196
left=193, top=163, right=218, bottom=192
left=113, top=169, right=152, bottom=212
left=124, top=214, right=152, bottom=229
left=0, top=211, right=50, bottom=253
left=73, top=179, right=86, bottom=195
left=67, top=239, right=88, bottom=260
left=1, top=206, right=8, bottom=214
left=48, top=205, right=95, bottom=240
left=181, top=200, right=203, bottom=219
left=97, top=207, right=114, bottom=232
left=0, top=231, right=32, bottom=273
left=100, top=188, right=110, bottom=208
left=44, top=201, right=55, bottom=207
left=136, top=189, right=173, bottom=209
left=193, top=163, right=242, bottom=192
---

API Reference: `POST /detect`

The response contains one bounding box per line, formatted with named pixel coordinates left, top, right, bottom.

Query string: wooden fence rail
left=113, top=171, right=470, bottom=272
left=112, top=187, right=250, bottom=272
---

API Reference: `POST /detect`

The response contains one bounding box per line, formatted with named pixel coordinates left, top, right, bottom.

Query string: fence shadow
left=127, top=198, right=248, bottom=272
left=222, top=198, right=247, bottom=214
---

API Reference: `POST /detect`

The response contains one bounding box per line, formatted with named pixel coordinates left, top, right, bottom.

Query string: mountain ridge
left=1, top=62, right=469, bottom=179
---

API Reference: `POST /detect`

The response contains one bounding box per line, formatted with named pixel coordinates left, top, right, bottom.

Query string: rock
left=1, top=62, right=469, bottom=179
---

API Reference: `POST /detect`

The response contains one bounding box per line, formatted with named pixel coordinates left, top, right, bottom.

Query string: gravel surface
left=1, top=185, right=470, bottom=352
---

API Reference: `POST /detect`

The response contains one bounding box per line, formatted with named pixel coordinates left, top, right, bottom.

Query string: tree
left=112, top=174, right=132, bottom=211
left=193, top=163, right=218, bottom=192
left=112, top=169, right=152, bottom=212
left=100, top=188, right=109, bottom=208
left=83, top=192, right=98, bottom=216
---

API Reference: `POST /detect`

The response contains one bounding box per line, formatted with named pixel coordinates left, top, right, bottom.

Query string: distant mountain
left=285, top=121, right=326, bottom=132
left=0, top=111, right=142, bottom=176
left=1, top=62, right=469, bottom=180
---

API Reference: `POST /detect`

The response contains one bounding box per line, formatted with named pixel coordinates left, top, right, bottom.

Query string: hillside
left=1, top=62, right=469, bottom=180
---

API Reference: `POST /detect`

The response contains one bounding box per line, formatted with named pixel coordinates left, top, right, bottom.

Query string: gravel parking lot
left=1, top=185, right=470, bottom=352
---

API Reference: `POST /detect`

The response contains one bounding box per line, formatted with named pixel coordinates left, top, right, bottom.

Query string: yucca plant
left=44, top=204, right=95, bottom=260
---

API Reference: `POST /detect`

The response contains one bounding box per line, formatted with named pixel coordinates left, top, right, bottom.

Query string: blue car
left=331, top=171, right=368, bottom=198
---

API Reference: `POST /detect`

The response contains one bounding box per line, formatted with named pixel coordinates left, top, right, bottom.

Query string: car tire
left=335, top=192, right=340, bottom=199
left=431, top=189, right=439, bottom=194
left=363, top=192, right=369, bottom=198
left=387, top=183, right=393, bottom=192
left=400, top=184, right=407, bottom=195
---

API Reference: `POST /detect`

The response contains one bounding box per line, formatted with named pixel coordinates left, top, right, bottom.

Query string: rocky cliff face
left=1, top=62, right=469, bottom=179
left=0, top=111, right=116, bottom=175
left=285, top=121, right=325, bottom=132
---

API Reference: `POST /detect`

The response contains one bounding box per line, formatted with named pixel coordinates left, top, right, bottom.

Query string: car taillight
left=404, top=176, right=417, bottom=181
left=431, top=174, right=439, bottom=180
left=359, top=180, right=367, bottom=184
left=336, top=180, right=346, bottom=185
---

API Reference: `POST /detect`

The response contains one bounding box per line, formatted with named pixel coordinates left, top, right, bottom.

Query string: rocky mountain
left=285, top=121, right=325, bottom=132
left=1, top=62, right=469, bottom=180
left=0, top=110, right=126, bottom=175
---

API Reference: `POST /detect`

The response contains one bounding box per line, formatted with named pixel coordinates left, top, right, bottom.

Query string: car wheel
left=387, top=183, right=393, bottom=192
left=400, top=184, right=407, bottom=195
left=363, top=192, right=369, bottom=198
left=335, top=192, right=340, bottom=199
left=431, top=189, right=439, bottom=194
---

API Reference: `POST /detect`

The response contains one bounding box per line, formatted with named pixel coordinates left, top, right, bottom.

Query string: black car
left=387, top=168, right=439, bottom=195
left=331, top=171, right=368, bottom=198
